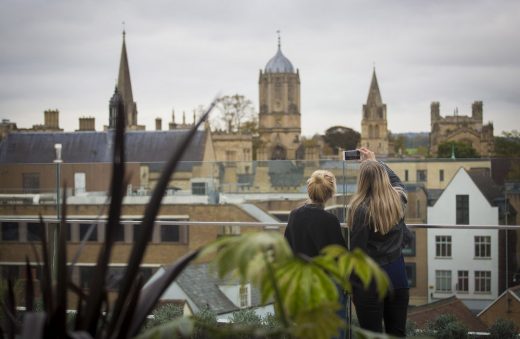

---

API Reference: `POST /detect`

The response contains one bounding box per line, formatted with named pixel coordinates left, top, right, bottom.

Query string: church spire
left=366, top=67, right=383, bottom=106
left=117, top=30, right=137, bottom=126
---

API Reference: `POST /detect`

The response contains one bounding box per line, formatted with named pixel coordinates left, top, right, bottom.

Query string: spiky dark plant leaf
left=108, top=98, right=217, bottom=336
left=81, top=90, right=126, bottom=335
left=38, top=215, right=53, bottom=313
left=24, top=258, right=34, bottom=312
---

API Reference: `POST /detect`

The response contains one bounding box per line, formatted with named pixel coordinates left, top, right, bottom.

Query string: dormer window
left=239, top=285, right=249, bottom=308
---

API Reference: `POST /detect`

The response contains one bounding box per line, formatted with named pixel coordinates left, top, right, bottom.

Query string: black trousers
left=352, top=287, right=409, bottom=337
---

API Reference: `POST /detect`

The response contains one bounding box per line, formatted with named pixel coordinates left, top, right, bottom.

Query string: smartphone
left=343, top=150, right=360, bottom=160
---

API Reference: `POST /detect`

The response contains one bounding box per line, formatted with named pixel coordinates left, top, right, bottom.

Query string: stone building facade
left=429, top=101, right=494, bottom=157
left=360, top=69, right=389, bottom=157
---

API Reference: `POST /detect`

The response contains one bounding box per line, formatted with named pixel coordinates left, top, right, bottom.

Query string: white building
left=427, top=167, right=499, bottom=312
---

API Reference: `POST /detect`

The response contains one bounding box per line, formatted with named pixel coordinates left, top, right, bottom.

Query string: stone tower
left=109, top=31, right=144, bottom=130
left=257, top=33, right=301, bottom=160
left=360, top=68, right=389, bottom=156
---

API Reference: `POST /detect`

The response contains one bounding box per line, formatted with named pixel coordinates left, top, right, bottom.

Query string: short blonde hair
left=307, top=170, right=336, bottom=204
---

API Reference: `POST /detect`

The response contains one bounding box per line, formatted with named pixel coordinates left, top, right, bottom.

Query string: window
left=475, top=236, right=491, bottom=258
left=435, top=235, right=452, bottom=257
left=239, top=285, right=249, bottom=308
left=192, top=182, right=207, bottom=195
left=457, top=270, right=468, bottom=292
left=79, top=224, right=97, bottom=242
left=402, top=231, right=416, bottom=256
left=27, top=223, right=42, bottom=241
left=160, top=225, right=180, bottom=242
left=1, top=222, right=19, bottom=241
left=435, top=270, right=452, bottom=292
left=475, top=271, right=491, bottom=293
left=404, top=170, right=409, bottom=182
left=80, top=266, right=95, bottom=289
left=0, top=265, right=20, bottom=280
left=456, top=195, right=469, bottom=225
left=225, top=150, right=236, bottom=162
left=416, top=170, right=427, bottom=182
left=439, top=169, right=445, bottom=182
left=22, top=173, right=40, bottom=193
left=415, top=200, right=421, bottom=219
left=405, top=263, right=416, bottom=288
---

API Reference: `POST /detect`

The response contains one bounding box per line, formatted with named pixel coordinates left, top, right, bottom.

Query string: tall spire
left=277, top=30, right=281, bottom=49
left=117, top=29, right=137, bottom=126
left=366, top=67, right=383, bottom=106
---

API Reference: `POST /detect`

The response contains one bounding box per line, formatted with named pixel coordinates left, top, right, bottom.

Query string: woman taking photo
left=348, top=147, right=411, bottom=337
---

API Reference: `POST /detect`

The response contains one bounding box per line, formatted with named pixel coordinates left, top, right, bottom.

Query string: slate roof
left=0, top=130, right=207, bottom=171
left=426, top=189, right=444, bottom=206
left=408, top=296, right=487, bottom=332
left=176, top=263, right=264, bottom=315
left=467, top=169, right=503, bottom=206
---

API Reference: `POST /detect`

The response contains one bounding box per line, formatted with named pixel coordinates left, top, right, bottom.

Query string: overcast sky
left=0, top=0, right=518, bottom=137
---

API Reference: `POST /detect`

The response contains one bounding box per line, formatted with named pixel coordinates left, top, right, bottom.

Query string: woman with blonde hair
left=284, top=169, right=347, bottom=338
left=348, top=147, right=411, bottom=337
left=285, top=169, right=345, bottom=257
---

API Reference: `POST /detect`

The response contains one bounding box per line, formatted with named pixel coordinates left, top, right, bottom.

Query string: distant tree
left=494, top=130, right=520, bottom=157
left=489, top=318, right=518, bottom=339
left=437, top=141, right=480, bottom=158
left=389, top=133, right=406, bottom=155
left=212, top=94, right=256, bottom=133
left=323, top=126, right=360, bottom=155
left=424, top=313, right=468, bottom=339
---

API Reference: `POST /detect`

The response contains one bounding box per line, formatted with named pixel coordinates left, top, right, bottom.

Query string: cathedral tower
left=360, top=68, right=389, bottom=156
left=257, top=33, right=301, bottom=160
left=109, top=31, right=143, bottom=130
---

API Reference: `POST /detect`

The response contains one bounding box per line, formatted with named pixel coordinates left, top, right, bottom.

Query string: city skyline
left=0, top=0, right=519, bottom=136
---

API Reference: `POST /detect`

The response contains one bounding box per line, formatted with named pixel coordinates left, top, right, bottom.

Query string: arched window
left=271, top=145, right=287, bottom=160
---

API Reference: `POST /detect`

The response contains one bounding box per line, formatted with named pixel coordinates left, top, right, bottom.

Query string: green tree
left=489, top=318, right=518, bottom=339
left=424, top=313, right=468, bottom=339
left=323, top=125, right=360, bottom=155
left=437, top=141, right=480, bottom=158
left=213, top=94, right=256, bottom=133
left=494, top=130, right=520, bottom=157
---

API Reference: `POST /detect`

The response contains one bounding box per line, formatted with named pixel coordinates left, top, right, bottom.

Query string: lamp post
left=53, top=143, right=62, bottom=280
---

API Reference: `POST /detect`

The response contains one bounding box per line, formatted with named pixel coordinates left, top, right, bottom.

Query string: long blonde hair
left=347, top=161, right=405, bottom=234
left=307, top=170, right=336, bottom=204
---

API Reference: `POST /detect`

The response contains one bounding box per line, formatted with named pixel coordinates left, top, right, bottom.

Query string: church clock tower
left=257, top=33, right=301, bottom=160
left=360, top=68, right=389, bottom=156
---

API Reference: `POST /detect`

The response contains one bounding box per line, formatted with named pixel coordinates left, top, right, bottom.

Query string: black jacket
left=349, top=162, right=413, bottom=266
left=284, top=203, right=346, bottom=257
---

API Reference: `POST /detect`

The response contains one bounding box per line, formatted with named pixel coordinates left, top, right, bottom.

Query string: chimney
left=44, top=109, right=60, bottom=129
left=155, top=118, right=162, bottom=131
left=79, top=117, right=96, bottom=131
left=430, top=102, right=440, bottom=122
